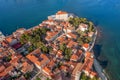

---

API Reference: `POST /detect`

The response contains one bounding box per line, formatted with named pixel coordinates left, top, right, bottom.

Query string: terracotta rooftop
left=5, top=36, right=13, bottom=43
left=56, top=11, right=68, bottom=15
left=70, top=54, right=78, bottom=61
left=85, top=51, right=91, bottom=58
left=83, top=43, right=89, bottom=48
left=72, top=63, right=83, bottom=76
left=21, top=61, right=33, bottom=73
left=0, top=65, right=5, bottom=73
left=60, top=65, right=68, bottom=71
left=67, top=33, right=77, bottom=39
left=67, top=40, right=78, bottom=48
left=26, top=49, right=49, bottom=68
left=43, top=66, right=53, bottom=76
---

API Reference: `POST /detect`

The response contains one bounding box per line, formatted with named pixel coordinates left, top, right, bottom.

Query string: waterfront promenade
left=89, top=28, right=108, bottom=80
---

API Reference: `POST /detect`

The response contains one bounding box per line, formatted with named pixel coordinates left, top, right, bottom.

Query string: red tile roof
left=67, top=33, right=77, bottom=39
left=90, top=71, right=97, bottom=76
left=5, top=36, right=13, bottom=43
left=26, top=49, right=49, bottom=68
left=43, top=66, right=53, bottom=76
left=85, top=52, right=91, bottom=58
left=56, top=11, right=68, bottom=15
left=21, top=61, right=33, bottom=73
left=83, top=43, right=89, bottom=48
left=0, top=65, right=5, bottom=73
left=67, top=40, right=78, bottom=48
left=70, top=54, right=78, bottom=61
left=60, top=65, right=68, bottom=71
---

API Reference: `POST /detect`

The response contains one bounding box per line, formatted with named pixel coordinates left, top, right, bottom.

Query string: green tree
left=46, top=78, right=51, bottom=80
left=59, top=43, right=66, bottom=52
left=79, top=18, right=87, bottom=23
left=77, top=37, right=84, bottom=46
left=36, top=77, right=41, bottom=80
left=24, top=72, right=31, bottom=79
left=64, top=48, right=72, bottom=60
left=80, top=73, right=88, bottom=80
left=20, top=34, right=30, bottom=44
left=88, top=21, right=95, bottom=32
left=48, top=46, right=53, bottom=53
left=41, top=45, right=48, bottom=53
left=28, top=46, right=34, bottom=52
left=41, top=27, right=49, bottom=34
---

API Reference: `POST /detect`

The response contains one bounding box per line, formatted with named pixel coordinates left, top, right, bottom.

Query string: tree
left=64, top=48, right=72, bottom=60
left=20, top=33, right=30, bottom=44
left=79, top=18, right=87, bottom=23
left=41, top=27, right=49, bottom=34
left=80, top=72, right=99, bottom=80
left=35, top=41, right=43, bottom=48
left=77, top=37, right=84, bottom=46
left=41, top=45, right=48, bottom=53
left=59, top=43, right=66, bottom=52
left=48, top=46, right=53, bottom=53
left=80, top=72, right=88, bottom=80
left=28, top=46, right=34, bottom=52
left=90, top=77, right=99, bottom=80
left=88, top=21, right=95, bottom=32
left=83, top=36, right=92, bottom=43
left=36, top=77, right=41, bottom=80
left=57, top=62, right=62, bottom=68
left=35, top=34, right=41, bottom=41
left=65, top=48, right=72, bottom=55
left=24, top=72, right=31, bottom=79
left=46, top=78, right=51, bottom=80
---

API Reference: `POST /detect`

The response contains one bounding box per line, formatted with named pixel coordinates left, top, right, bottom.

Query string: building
left=78, top=23, right=88, bottom=32
left=0, top=31, right=5, bottom=42
left=5, top=36, right=18, bottom=46
left=45, top=29, right=63, bottom=42
left=21, top=61, right=34, bottom=74
left=42, top=20, right=55, bottom=25
left=13, top=28, right=26, bottom=39
left=48, top=11, right=74, bottom=21
left=26, top=49, right=50, bottom=70
left=67, top=40, right=78, bottom=48
left=88, top=32, right=94, bottom=37
left=63, top=26, right=75, bottom=33
left=82, top=43, right=89, bottom=51
left=66, top=33, right=77, bottom=39
left=72, top=63, right=83, bottom=80
left=55, top=11, right=68, bottom=20
left=42, top=66, right=54, bottom=79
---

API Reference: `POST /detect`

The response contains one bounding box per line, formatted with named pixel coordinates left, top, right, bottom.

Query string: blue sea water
left=0, top=0, right=120, bottom=79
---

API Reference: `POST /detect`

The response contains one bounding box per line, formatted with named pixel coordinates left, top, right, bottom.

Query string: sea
left=0, top=0, right=120, bottom=80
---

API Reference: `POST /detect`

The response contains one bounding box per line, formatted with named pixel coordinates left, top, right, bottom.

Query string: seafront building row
left=0, top=11, right=99, bottom=80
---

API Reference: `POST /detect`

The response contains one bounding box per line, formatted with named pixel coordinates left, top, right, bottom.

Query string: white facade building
left=48, top=11, right=75, bottom=21
left=78, top=23, right=88, bottom=32
left=0, top=31, right=5, bottom=42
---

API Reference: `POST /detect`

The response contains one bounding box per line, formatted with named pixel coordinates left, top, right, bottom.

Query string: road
left=94, top=59, right=108, bottom=80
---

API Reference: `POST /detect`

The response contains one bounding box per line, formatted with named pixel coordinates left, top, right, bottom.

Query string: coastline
left=91, top=28, right=108, bottom=80
left=0, top=11, right=108, bottom=80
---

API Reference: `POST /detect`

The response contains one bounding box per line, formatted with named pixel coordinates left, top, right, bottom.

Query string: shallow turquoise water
left=0, top=0, right=120, bottom=79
